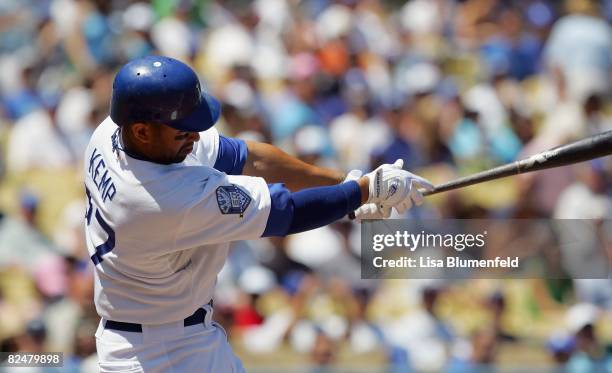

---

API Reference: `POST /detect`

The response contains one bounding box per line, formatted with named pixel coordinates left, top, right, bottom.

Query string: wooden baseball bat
left=350, top=130, right=612, bottom=218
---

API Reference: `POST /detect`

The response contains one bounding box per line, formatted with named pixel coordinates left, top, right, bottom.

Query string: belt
left=104, top=308, right=207, bottom=333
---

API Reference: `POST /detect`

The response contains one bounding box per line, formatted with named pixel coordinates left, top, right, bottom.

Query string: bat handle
left=347, top=187, right=434, bottom=220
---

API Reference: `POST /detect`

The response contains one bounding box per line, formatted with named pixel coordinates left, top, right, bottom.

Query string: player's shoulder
left=84, top=116, right=117, bottom=162
left=164, top=163, right=224, bottom=192
left=200, top=126, right=219, bottom=139
left=192, top=126, right=218, bottom=149
left=140, top=165, right=226, bottom=213
left=89, top=116, right=118, bottom=144
left=96, top=116, right=117, bottom=133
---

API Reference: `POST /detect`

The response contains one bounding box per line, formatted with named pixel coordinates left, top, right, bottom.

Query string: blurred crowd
left=0, top=0, right=611, bottom=371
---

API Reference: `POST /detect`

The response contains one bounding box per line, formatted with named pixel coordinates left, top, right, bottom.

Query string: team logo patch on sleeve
left=216, top=185, right=252, bottom=216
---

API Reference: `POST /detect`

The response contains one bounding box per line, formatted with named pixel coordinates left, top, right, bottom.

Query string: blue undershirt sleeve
left=213, top=136, right=248, bottom=175
left=262, top=181, right=362, bottom=237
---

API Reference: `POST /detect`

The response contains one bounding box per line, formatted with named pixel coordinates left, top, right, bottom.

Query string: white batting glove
left=355, top=202, right=390, bottom=220
left=343, top=169, right=363, bottom=183
left=364, top=159, right=434, bottom=214
left=343, top=170, right=386, bottom=220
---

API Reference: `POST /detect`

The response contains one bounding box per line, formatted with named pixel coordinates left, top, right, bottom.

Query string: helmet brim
left=167, top=92, right=221, bottom=132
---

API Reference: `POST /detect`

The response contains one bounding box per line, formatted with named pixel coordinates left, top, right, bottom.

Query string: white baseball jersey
left=84, top=117, right=271, bottom=324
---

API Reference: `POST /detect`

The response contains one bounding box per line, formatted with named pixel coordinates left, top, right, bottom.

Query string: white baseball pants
left=95, top=304, right=245, bottom=372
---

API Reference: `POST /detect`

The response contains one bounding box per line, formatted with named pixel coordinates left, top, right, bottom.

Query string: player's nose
left=188, top=131, right=200, bottom=142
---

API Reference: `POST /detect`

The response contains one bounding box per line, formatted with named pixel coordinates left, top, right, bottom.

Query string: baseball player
left=84, top=56, right=432, bottom=372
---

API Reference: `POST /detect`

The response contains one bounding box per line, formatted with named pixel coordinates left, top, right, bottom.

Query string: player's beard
left=172, top=142, right=194, bottom=163
left=157, top=149, right=189, bottom=164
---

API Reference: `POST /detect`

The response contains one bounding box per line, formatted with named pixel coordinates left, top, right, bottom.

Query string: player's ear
left=130, top=122, right=154, bottom=144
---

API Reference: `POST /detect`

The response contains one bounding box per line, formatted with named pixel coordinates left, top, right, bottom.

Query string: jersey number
left=85, top=186, right=115, bottom=265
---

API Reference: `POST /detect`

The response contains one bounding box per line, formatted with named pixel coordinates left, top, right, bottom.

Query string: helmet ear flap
left=110, top=56, right=221, bottom=132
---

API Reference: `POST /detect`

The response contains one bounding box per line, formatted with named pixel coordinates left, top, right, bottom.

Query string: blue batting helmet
left=110, top=56, right=221, bottom=132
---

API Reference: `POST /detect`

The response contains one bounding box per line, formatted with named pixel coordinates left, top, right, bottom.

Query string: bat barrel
left=517, top=130, right=612, bottom=173
left=423, top=130, right=612, bottom=196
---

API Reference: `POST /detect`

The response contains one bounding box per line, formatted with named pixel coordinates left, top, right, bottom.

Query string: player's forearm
left=243, top=141, right=345, bottom=191
left=262, top=180, right=368, bottom=237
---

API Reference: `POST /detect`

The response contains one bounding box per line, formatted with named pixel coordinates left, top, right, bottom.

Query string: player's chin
left=171, top=154, right=189, bottom=163
left=180, top=143, right=194, bottom=155
left=174, top=145, right=193, bottom=162
left=160, top=152, right=188, bottom=164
